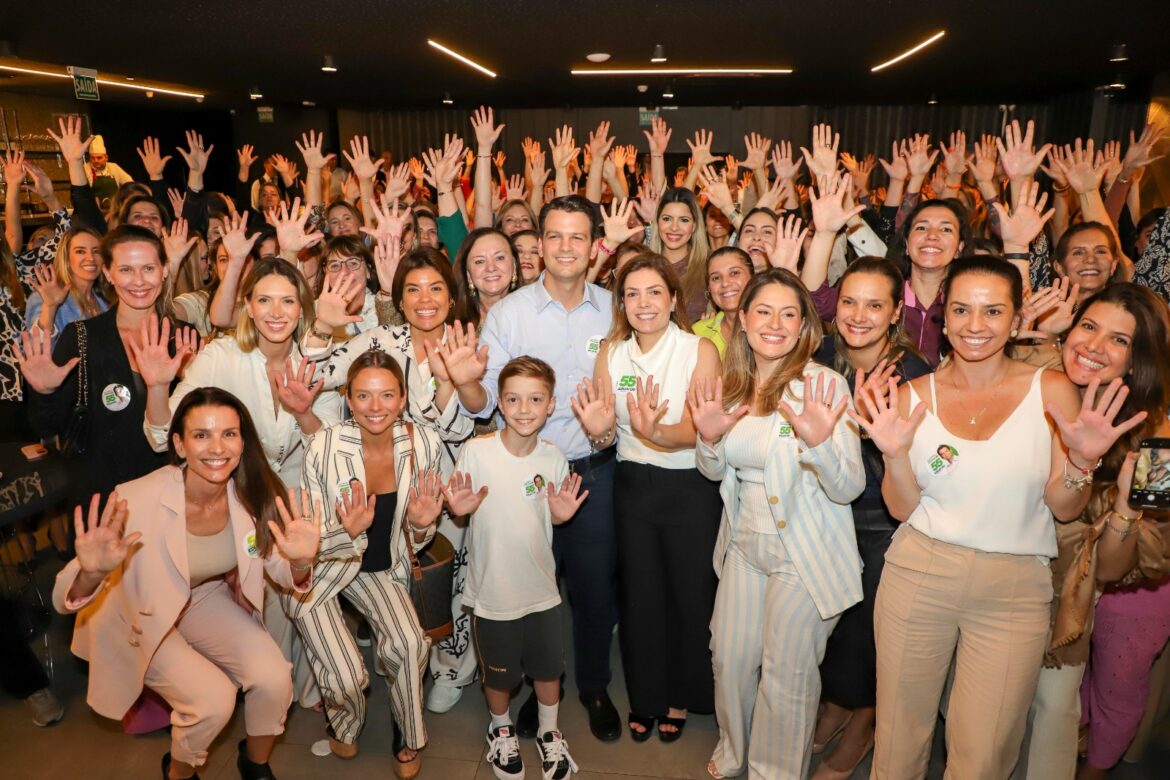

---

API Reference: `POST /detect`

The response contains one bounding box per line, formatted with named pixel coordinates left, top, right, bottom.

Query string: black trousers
left=819, top=505, right=898, bottom=709
left=615, top=460, right=721, bottom=716
left=553, top=451, right=618, bottom=693
left=0, top=596, right=48, bottom=700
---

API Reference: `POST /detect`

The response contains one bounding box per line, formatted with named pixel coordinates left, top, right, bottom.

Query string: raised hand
left=810, top=172, right=865, bottom=234
left=73, top=493, right=137, bottom=576
left=13, top=327, right=78, bottom=394
left=163, top=217, right=198, bottom=272
left=1053, top=138, right=1105, bottom=194
left=879, top=139, right=909, bottom=182
left=315, top=270, right=364, bottom=329
left=22, top=161, right=57, bottom=204
left=1035, top=276, right=1080, bottom=336
left=549, top=125, right=579, bottom=171
left=383, top=162, right=411, bottom=201
left=687, top=129, right=716, bottom=168
left=273, top=356, right=323, bottom=415
left=1047, top=377, right=1148, bottom=466
left=777, top=373, right=848, bottom=448
left=570, top=377, right=617, bottom=439
left=1098, top=140, right=1123, bottom=188
left=267, top=197, right=323, bottom=255
left=993, top=179, right=1054, bottom=250
left=847, top=377, right=926, bottom=456
left=1016, top=284, right=1064, bottom=340
left=47, top=115, right=92, bottom=162
left=587, top=120, right=615, bottom=165
left=601, top=198, right=643, bottom=246
left=634, top=180, right=662, bottom=224
left=626, top=376, right=670, bottom=442
left=505, top=173, right=527, bottom=201
left=942, top=130, right=968, bottom=179
left=528, top=149, right=550, bottom=192
left=371, top=235, right=402, bottom=293
left=742, top=132, right=772, bottom=171
left=237, top=143, right=257, bottom=173
left=342, top=134, right=384, bottom=182
left=547, top=473, right=589, bottom=524
left=177, top=130, right=214, bottom=175
left=222, top=210, right=260, bottom=263
left=295, top=130, right=335, bottom=171
left=521, top=136, right=541, bottom=164
left=697, top=164, right=733, bottom=213
left=969, top=134, right=999, bottom=185
left=271, top=489, right=322, bottom=564
left=801, top=123, right=840, bottom=178
left=996, top=119, right=1051, bottom=182
left=471, top=106, right=505, bottom=154
left=442, top=471, right=489, bottom=517
left=336, top=480, right=376, bottom=539
left=686, top=376, right=750, bottom=445
left=772, top=140, right=804, bottom=181
left=272, top=153, right=300, bottom=187
left=30, top=263, right=68, bottom=309
left=406, top=468, right=445, bottom=529
left=1120, top=123, right=1166, bottom=178
left=2, top=148, right=25, bottom=190
left=434, top=320, right=489, bottom=388
left=905, top=134, right=938, bottom=179
left=841, top=152, right=875, bottom=193
left=643, top=116, right=672, bottom=155
left=768, top=213, right=809, bottom=272
left=128, top=314, right=198, bottom=388
left=166, top=188, right=186, bottom=218
left=852, top=360, right=900, bottom=423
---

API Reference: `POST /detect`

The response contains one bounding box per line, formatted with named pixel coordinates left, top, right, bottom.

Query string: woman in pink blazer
left=53, top=387, right=321, bottom=780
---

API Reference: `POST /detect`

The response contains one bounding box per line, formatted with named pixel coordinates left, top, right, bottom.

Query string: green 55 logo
left=616, top=375, right=637, bottom=392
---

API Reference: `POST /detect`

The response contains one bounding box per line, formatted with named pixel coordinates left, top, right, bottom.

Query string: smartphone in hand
left=1130, top=438, right=1170, bottom=512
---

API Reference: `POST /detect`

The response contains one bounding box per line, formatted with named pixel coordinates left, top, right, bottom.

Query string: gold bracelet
left=1106, top=509, right=1143, bottom=539
left=290, top=560, right=314, bottom=573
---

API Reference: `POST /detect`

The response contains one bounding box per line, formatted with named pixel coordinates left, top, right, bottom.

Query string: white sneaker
left=485, top=725, right=524, bottom=779
left=426, top=683, right=463, bottom=713
left=536, top=730, right=578, bottom=779
left=26, top=688, right=64, bottom=727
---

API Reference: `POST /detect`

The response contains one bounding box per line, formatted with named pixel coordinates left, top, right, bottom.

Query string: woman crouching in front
left=52, top=387, right=320, bottom=780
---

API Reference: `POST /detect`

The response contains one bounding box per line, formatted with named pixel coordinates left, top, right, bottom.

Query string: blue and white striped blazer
left=696, top=362, right=865, bottom=620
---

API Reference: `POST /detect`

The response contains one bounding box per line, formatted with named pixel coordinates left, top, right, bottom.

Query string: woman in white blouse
left=572, top=252, right=721, bottom=742
left=688, top=268, right=864, bottom=779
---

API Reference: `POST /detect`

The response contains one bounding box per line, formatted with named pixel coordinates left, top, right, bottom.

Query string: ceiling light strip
left=870, top=31, right=946, bottom=72
left=571, top=67, right=792, bottom=76
left=426, top=40, right=497, bottom=78
left=0, top=63, right=204, bottom=98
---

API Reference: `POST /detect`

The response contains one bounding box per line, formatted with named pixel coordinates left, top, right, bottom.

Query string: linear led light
left=426, top=39, right=497, bottom=78
left=571, top=67, right=792, bottom=76
left=871, top=31, right=946, bottom=72
left=0, top=62, right=205, bottom=99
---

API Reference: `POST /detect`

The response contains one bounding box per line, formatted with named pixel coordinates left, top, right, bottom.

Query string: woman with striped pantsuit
left=286, top=351, right=450, bottom=778
left=690, top=270, right=864, bottom=779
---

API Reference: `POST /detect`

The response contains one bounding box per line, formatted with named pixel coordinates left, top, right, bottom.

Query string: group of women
left=0, top=107, right=1168, bottom=780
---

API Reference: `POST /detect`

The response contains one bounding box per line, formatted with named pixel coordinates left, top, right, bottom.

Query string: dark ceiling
left=4, top=0, right=1170, bottom=110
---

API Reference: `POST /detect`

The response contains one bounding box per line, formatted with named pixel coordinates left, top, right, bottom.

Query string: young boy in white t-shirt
left=443, top=356, right=588, bottom=780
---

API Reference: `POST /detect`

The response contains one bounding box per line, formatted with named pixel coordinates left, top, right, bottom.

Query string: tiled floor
left=3, top=555, right=1170, bottom=779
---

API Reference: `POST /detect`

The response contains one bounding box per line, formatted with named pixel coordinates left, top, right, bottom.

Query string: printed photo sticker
left=928, top=444, right=960, bottom=475
left=523, top=474, right=547, bottom=498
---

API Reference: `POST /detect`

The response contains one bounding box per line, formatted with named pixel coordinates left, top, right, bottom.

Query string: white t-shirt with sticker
left=458, top=433, right=568, bottom=621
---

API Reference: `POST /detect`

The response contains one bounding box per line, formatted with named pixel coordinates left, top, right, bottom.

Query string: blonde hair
left=722, top=269, right=823, bottom=413
left=53, top=226, right=106, bottom=301
left=649, top=188, right=710, bottom=309
left=235, top=257, right=316, bottom=352
left=605, top=251, right=690, bottom=344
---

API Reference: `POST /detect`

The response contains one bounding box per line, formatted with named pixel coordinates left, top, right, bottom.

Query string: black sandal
left=628, top=713, right=656, bottom=742
left=658, top=715, right=686, bottom=743
left=161, top=753, right=201, bottom=779
left=237, top=739, right=277, bottom=779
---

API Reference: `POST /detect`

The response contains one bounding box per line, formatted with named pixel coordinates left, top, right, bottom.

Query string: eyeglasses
left=325, top=257, right=366, bottom=273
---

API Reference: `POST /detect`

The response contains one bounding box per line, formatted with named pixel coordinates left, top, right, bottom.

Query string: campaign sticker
left=101, top=383, right=131, bottom=412
left=777, top=421, right=795, bottom=439
left=616, top=375, right=637, bottom=392
left=242, top=531, right=259, bottom=558
left=337, top=480, right=353, bottom=500
left=928, top=444, right=959, bottom=475
left=522, top=474, right=547, bottom=499
left=585, top=335, right=603, bottom=355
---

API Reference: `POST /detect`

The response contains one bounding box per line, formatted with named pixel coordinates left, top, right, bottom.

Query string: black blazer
left=28, top=309, right=167, bottom=501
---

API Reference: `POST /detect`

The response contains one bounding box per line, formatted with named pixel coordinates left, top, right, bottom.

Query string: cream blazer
left=52, top=465, right=309, bottom=720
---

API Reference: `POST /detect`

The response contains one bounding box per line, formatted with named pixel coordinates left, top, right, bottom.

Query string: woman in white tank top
left=850, top=257, right=1140, bottom=779
left=570, top=252, right=722, bottom=741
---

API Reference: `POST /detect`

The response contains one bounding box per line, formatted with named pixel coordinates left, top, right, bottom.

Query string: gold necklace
left=948, top=370, right=1008, bottom=426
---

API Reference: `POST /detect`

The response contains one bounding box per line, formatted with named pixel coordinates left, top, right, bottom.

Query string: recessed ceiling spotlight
left=927, top=95, right=938, bottom=105
left=651, top=44, right=667, bottom=63
left=663, top=81, right=675, bottom=99
left=1110, top=43, right=1129, bottom=62
left=303, top=99, right=316, bottom=106
left=1108, top=76, right=1127, bottom=89
left=636, top=84, right=648, bottom=93
left=586, top=52, right=611, bottom=63
left=321, top=55, right=337, bottom=73
left=125, top=76, right=135, bottom=81
left=195, top=96, right=204, bottom=103
left=145, top=90, right=154, bottom=98
left=442, top=91, right=454, bottom=105
left=249, top=85, right=263, bottom=100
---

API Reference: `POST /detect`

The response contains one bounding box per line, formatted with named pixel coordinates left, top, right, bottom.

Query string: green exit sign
left=68, top=66, right=100, bottom=102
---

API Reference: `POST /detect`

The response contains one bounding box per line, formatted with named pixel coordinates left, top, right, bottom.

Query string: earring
left=1010, top=328, right=1019, bottom=339
left=942, top=325, right=948, bottom=335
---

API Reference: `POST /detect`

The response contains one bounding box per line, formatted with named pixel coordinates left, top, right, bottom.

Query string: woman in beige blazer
left=53, top=387, right=321, bottom=780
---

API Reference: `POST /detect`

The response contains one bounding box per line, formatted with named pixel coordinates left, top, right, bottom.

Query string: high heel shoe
left=392, top=719, right=422, bottom=780
left=812, top=710, right=853, bottom=754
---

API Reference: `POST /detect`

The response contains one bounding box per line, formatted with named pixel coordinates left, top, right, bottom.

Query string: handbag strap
left=74, top=321, right=89, bottom=407
left=399, top=422, right=424, bottom=579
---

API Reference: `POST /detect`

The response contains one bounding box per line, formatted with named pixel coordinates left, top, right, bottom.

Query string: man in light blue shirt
left=453, top=195, right=621, bottom=742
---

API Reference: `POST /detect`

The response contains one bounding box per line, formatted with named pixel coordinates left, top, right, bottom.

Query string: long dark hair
left=889, top=198, right=971, bottom=277
left=452, top=227, right=520, bottom=328
left=1068, top=283, right=1170, bottom=491
left=830, top=256, right=924, bottom=377
left=167, top=387, right=286, bottom=557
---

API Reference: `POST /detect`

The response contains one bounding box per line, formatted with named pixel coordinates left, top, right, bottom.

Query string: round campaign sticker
left=242, top=530, right=259, bottom=558
left=928, top=444, right=960, bottom=475
left=522, top=474, right=547, bottom=499
left=101, top=383, right=132, bottom=412
left=585, top=335, right=603, bottom=356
